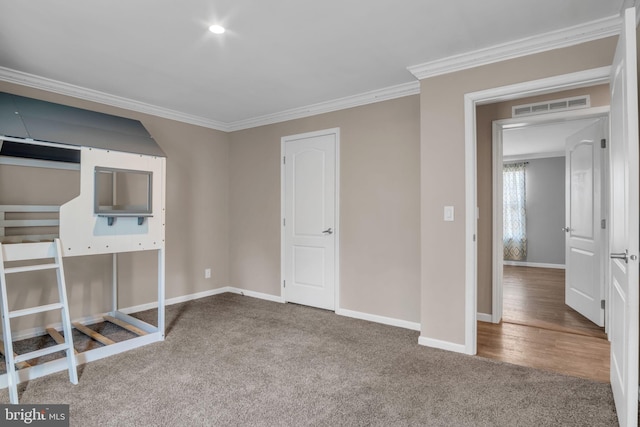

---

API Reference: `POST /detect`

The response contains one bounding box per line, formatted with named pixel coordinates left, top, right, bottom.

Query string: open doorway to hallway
left=474, top=86, right=611, bottom=383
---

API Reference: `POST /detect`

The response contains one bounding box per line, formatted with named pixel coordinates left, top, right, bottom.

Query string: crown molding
left=226, top=81, right=420, bottom=131
left=0, top=67, right=230, bottom=132
left=0, top=66, right=419, bottom=133
left=407, top=14, right=622, bottom=80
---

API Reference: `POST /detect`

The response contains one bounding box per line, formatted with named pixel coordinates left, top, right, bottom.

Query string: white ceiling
left=0, top=1, right=625, bottom=129
left=503, top=118, right=601, bottom=158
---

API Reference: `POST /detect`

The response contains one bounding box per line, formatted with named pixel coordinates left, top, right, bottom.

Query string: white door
left=564, top=118, right=606, bottom=326
left=609, top=7, right=639, bottom=427
left=282, top=129, right=338, bottom=310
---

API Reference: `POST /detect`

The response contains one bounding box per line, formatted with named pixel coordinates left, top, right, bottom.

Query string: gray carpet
left=1, top=293, right=618, bottom=426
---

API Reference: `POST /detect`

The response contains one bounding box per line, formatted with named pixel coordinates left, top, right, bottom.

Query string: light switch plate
left=444, top=206, right=454, bottom=222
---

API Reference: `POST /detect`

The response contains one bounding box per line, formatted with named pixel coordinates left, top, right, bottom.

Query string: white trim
left=228, top=82, right=419, bottom=131
left=475, top=67, right=612, bottom=106
left=335, top=131, right=341, bottom=313
left=503, top=261, right=566, bottom=269
left=492, top=121, right=504, bottom=324
left=0, top=67, right=229, bottom=132
left=418, top=336, right=467, bottom=354
left=477, top=313, right=493, bottom=323
left=464, top=92, right=478, bottom=356
left=0, top=66, right=419, bottom=133
left=503, top=152, right=565, bottom=162
left=464, top=66, right=612, bottom=357
left=119, top=287, right=231, bottom=315
left=408, top=15, right=621, bottom=80
left=225, top=287, right=286, bottom=304
left=336, top=308, right=421, bottom=331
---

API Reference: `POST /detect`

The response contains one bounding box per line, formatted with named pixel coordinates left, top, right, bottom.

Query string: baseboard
left=225, top=287, right=285, bottom=304
left=477, top=313, right=493, bottom=323
left=503, top=261, right=565, bottom=269
left=119, top=287, right=231, bottom=315
left=336, top=308, right=421, bottom=331
left=418, top=336, right=467, bottom=354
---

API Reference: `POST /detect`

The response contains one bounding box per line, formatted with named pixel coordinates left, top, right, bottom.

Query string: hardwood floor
left=477, top=266, right=610, bottom=383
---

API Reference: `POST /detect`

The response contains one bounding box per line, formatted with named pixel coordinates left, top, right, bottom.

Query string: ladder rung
left=9, top=302, right=64, bottom=318
left=13, top=343, right=69, bottom=363
left=4, top=263, right=59, bottom=274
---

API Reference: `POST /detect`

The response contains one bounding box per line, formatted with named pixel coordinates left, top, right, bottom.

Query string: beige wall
left=475, top=84, right=611, bottom=315
left=230, top=96, right=421, bottom=323
left=0, top=82, right=230, bottom=331
left=420, top=37, right=617, bottom=345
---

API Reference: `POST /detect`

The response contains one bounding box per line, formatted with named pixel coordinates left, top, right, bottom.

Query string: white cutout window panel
left=512, top=95, right=590, bottom=118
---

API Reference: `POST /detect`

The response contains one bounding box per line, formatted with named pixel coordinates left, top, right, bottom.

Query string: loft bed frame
left=0, top=150, right=166, bottom=394
left=0, top=92, right=167, bottom=401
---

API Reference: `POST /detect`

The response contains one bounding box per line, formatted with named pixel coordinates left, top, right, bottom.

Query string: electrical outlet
left=204, top=268, right=211, bottom=279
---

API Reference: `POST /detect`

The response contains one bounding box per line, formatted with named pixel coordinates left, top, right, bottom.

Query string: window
left=94, top=167, right=152, bottom=215
left=503, top=163, right=527, bottom=261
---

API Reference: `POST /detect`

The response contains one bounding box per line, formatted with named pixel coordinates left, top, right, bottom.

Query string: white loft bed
left=0, top=92, right=167, bottom=401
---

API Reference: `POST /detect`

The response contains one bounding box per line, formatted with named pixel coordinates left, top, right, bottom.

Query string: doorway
left=493, top=113, right=610, bottom=327
left=479, top=107, right=611, bottom=381
left=280, top=128, right=340, bottom=311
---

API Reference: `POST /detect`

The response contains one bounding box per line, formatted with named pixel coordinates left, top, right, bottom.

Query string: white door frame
left=491, top=107, right=610, bottom=324
left=280, top=127, right=341, bottom=310
left=463, top=66, right=611, bottom=355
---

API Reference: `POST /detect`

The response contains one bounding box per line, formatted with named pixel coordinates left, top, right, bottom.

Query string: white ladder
left=0, top=238, right=78, bottom=404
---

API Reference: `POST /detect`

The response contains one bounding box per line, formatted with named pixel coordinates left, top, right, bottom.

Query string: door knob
left=610, top=250, right=629, bottom=263
left=561, top=226, right=571, bottom=232
left=322, top=228, right=333, bottom=235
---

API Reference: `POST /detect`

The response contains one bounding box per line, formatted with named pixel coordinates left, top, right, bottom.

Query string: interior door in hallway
left=564, top=117, right=606, bottom=326
left=282, top=129, right=338, bottom=311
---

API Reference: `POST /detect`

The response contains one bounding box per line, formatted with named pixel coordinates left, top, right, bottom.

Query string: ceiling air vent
left=512, top=95, right=590, bottom=118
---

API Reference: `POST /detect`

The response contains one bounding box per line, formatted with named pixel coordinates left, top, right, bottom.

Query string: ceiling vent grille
left=512, top=95, right=590, bottom=118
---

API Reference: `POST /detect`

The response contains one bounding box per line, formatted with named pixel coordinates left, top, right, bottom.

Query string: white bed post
left=157, top=248, right=165, bottom=338
left=112, top=253, right=118, bottom=314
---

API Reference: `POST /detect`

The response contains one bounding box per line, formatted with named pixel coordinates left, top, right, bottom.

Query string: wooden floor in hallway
left=477, top=265, right=610, bottom=383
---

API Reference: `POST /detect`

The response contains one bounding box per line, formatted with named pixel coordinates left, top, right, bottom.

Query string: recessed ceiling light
left=209, top=24, right=225, bottom=34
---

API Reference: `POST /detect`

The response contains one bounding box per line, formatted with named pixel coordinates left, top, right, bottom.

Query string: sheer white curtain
left=503, top=163, right=527, bottom=261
